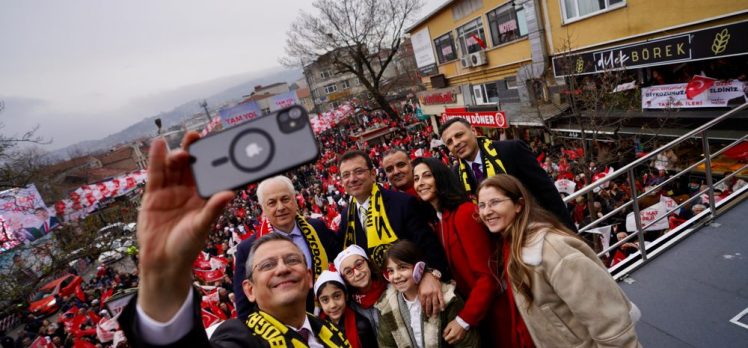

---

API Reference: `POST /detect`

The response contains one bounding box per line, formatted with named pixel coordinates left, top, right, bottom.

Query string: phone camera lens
left=279, top=113, right=289, bottom=122
left=289, top=108, right=302, bottom=119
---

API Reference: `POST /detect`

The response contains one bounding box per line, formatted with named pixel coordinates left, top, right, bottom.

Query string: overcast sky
left=0, top=0, right=443, bottom=152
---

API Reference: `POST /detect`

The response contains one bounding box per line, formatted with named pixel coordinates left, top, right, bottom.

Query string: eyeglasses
left=252, top=253, right=305, bottom=275
left=341, top=168, right=370, bottom=180
left=341, top=258, right=367, bottom=279
left=478, top=198, right=513, bottom=210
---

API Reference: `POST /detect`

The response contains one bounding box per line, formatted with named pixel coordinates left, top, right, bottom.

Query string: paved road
left=621, top=200, right=748, bottom=347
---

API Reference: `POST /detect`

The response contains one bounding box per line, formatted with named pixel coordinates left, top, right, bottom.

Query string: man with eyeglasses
left=439, top=117, right=575, bottom=231
left=337, top=150, right=449, bottom=317
left=233, top=175, right=339, bottom=321
left=118, top=134, right=349, bottom=347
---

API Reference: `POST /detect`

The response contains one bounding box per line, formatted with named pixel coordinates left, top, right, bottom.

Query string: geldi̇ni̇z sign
left=441, top=108, right=508, bottom=128
left=553, top=20, right=748, bottom=77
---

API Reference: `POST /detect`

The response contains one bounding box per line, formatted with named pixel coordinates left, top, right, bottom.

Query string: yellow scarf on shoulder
left=458, top=137, right=507, bottom=193
left=295, top=215, right=329, bottom=281
left=344, top=184, right=397, bottom=267
left=245, top=311, right=350, bottom=348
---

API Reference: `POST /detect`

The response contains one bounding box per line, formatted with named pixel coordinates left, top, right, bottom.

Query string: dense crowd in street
left=4, top=106, right=744, bottom=348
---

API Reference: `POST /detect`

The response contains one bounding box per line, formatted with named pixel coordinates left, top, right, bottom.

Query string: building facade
left=407, top=0, right=748, bottom=138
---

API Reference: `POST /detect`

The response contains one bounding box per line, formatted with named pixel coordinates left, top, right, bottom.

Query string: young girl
left=314, top=270, right=376, bottom=348
left=375, top=240, right=480, bottom=348
left=333, top=245, right=387, bottom=345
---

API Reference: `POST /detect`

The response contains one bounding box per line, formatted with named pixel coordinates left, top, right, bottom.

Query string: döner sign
left=441, top=107, right=508, bottom=128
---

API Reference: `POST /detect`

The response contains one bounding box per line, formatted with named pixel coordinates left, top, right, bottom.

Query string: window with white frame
left=457, top=18, right=487, bottom=56
left=320, top=70, right=333, bottom=79
left=562, top=0, right=625, bottom=22
left=324, top=83, right=337, bottom=94
left=473, top=82, right=499, bottom=105
left=341, top=80, right=350, bottom=89
left=505, top=76, right=518, bottom=89
left=487, top=3, right=528, bottom=46
left=434, top=33, right=458, bottom=63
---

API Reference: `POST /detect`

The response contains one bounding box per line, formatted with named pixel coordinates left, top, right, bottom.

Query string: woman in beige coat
left=476, top=175, right=641, bottom=348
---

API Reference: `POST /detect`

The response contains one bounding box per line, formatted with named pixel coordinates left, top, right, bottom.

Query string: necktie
left=358, top=205, right=368, bottom=227
left=471, top=162, right=485, bottom=183
left=298, top=328, right=311, bottom=344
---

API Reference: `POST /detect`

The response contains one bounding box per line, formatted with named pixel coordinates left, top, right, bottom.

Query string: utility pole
left=199, top=100, right=212, bottom=123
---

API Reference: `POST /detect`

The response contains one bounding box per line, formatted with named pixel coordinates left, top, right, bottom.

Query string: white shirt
left=466, top=151, right=483, bottom=170
left=402, top=294, right=424, bottom=348
left=287, top=316, right=323, bottom=348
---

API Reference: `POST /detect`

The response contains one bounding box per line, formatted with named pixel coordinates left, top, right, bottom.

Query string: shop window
left=487, top=4, right=528, bottom=46
left=434, top=33, right=458, bottom=64
left=324, top=84, right=337, bottom=94
left=562, top=0, right=625, bottom=22
left=457, top=18, right=487, bottom=56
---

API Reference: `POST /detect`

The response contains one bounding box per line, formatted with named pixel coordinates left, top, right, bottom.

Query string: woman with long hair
left=411, top=157, right=517, bottom=347
left=477, top=174, right=641, bottom=347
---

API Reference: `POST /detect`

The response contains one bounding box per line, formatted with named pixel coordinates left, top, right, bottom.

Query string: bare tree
left=282, top=0, right=422, bottom=118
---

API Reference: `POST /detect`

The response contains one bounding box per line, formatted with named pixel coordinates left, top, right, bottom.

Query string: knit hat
left=313, top=270, right=346, bottom=296
left=333, top=245, right=368, bottom=272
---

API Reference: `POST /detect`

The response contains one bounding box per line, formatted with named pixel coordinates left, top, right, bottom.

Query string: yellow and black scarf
left=458, top=137, right=507, bottom=193
left=245, top=311, right=350, bottom=348
left=295, top=215, right=330, bottom=281
left=343, top=184, right=397, bottom=267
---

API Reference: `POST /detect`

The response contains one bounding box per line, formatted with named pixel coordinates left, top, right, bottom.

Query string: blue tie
left=471, top=162, right=485, bottom=183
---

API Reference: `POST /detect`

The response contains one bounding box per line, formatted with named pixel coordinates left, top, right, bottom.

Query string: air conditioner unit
left=460, top=56, right=472, bottom=68
left=469, top=51, right=487, bottom=66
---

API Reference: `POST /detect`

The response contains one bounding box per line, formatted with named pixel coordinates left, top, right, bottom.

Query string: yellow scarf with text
left=295, top=215, right=329, bottom=281
left=245, top=311, right=350, bottom=348
left=344, top=184, right=397, bottom=267
left=458, top=137, right=507, bottom=192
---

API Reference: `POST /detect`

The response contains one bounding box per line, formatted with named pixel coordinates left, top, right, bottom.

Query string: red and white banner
left=626, top=202, right=669, bottom=232
left=310, top=103, right=355, bottom=134
left=441, top=108, right=508, bottom=128
left=554, top=179, right=576, bottom=195
left=660, top=195, right=681, bottom=216
left=194, top=268, right=225, bottom=283
left=642, top=80, right=746, bottom=109
left=55, top=169, right=147, bottom=222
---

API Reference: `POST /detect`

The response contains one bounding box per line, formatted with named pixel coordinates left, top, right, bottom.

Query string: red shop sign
left=441, top=107, right=508, bottom=128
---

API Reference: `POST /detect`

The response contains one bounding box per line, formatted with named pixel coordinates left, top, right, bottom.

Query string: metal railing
left=563, top=102, right=748, bottom=278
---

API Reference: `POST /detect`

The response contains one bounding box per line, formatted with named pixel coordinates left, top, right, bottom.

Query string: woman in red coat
left=412, top=157, right=525, bottom=348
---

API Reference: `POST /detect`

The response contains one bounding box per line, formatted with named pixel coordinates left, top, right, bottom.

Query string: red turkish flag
left=685, top=75, right=715, bottom=99
left=201, top=308, right=222, bottom=328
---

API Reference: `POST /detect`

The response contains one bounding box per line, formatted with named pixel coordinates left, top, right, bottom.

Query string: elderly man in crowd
left=233, top=175, right=339, bottom=320
left=439, top=117, right=576, bottom=230
left=119, top=133, right=349, bottom=347
left=337, top=150, right=449, bottom=316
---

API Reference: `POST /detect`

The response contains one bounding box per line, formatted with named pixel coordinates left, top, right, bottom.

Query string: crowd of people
left=9, top=106, right=742, bottom=347
left=2, top=264, right=138, bottom=348
left=114, top=113, right=653, bottom=348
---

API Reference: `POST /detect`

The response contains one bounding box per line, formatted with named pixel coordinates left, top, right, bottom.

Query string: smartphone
left=188, top=105, right=320, bottom=198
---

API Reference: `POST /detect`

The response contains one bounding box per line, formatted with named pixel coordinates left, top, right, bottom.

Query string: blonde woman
left=476, top=175, right=641, bottom=347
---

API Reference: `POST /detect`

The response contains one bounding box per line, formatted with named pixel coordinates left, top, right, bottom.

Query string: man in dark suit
left=440, top=118, right=576, bottom=231
left=118, top=133, right=348, bottom=347
left=233, top=175, right=339, bottom=320
left=337, top=150, right=449, bottom=316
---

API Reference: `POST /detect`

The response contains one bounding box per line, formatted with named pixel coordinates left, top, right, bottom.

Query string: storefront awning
left=501, top=102, right=569, bottom=127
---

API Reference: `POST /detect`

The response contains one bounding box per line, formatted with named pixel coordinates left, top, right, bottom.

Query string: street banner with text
left=441, top=107, right=508, bottom=128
